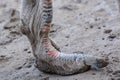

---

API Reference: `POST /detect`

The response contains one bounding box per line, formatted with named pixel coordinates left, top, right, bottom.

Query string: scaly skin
left=35, top=38, right=108, bottom=75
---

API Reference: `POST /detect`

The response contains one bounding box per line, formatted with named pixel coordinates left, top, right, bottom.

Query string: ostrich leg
left=20, top=0, right=109, bottom=75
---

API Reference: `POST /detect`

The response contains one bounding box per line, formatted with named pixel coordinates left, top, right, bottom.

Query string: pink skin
left=43, top=26, right=59, bottom=58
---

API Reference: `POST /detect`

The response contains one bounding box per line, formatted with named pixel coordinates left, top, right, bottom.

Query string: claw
left=91, top=64, right=104, bottom=71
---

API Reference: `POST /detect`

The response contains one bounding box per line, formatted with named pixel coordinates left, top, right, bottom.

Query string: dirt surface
left=0, top=0, right=120, bottom=80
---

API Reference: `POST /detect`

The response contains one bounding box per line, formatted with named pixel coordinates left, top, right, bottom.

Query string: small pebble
left=92, top=73, right=96, bottom=75
left=108, top=34, right=116, bottom=39
left=24, top=48, right=28, bottom=51
left=16, top=66, right=22, bottom=70
left=26, top=72, right=29, bottom=74
left=65, top=35, right=70, bottom=38
left=90, top=25, right=94, bottom=28
left=27, top=51, right=31, bottom=53
left=104, top=45, right=107, bottom=47
left=102, top=38, right=105, bottom=40
left=98, top=27, right=101, bottom=29
left=104, top=29, right=112, bottom=34
left=65, top=44, right=69, bottom=46
left=26, top=65, right=32, bottom=68
left=103, top=25, right=106, bottom=27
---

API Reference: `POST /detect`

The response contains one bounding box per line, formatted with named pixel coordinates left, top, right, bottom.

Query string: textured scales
left=20, top=0, right=109, bottom=75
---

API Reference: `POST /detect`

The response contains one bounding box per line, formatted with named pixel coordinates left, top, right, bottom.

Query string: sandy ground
left=0, top=0, right=120, bottom=80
